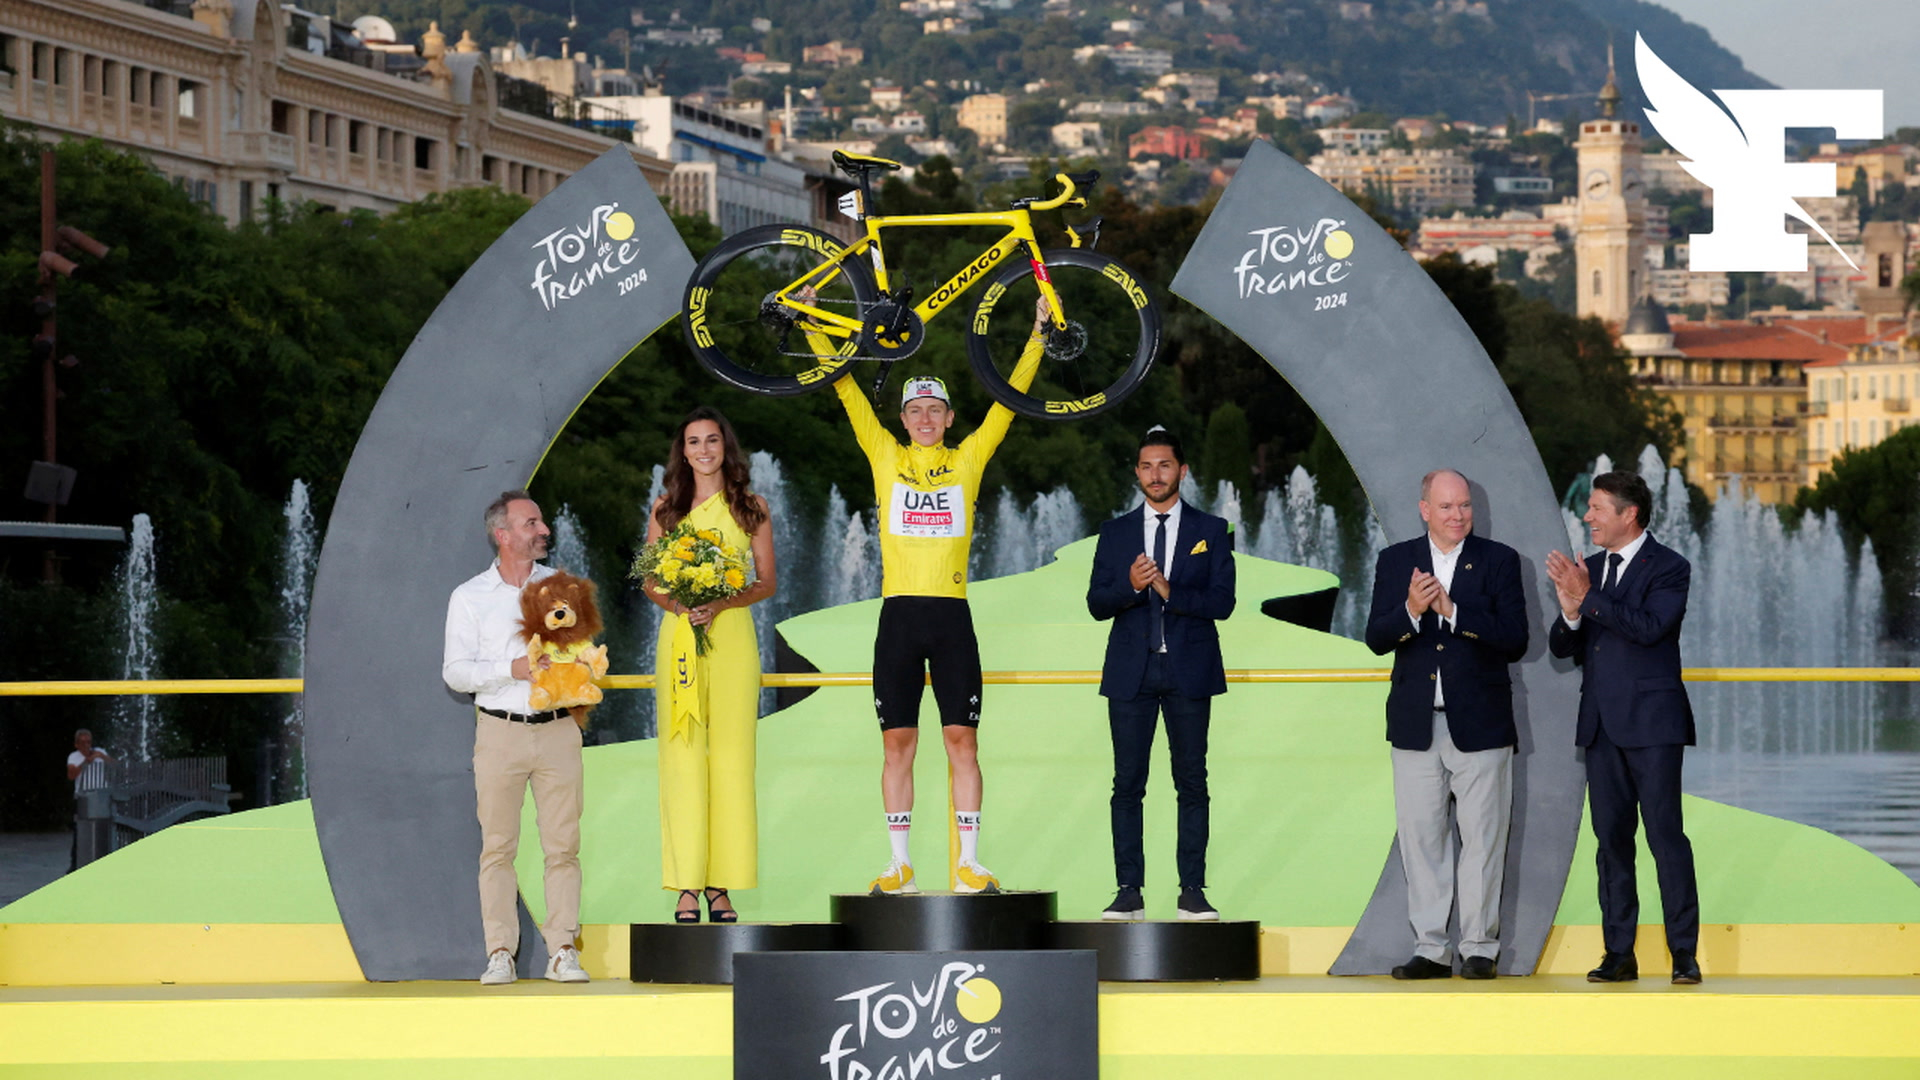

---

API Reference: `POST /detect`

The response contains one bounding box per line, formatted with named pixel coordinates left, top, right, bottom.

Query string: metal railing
left=7, top=668, right=1920, bottom=697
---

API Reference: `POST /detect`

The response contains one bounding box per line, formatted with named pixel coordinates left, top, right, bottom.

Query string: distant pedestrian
left=67, top=729, right=112, bottom=871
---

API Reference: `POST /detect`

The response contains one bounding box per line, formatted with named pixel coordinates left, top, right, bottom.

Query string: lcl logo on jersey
left=1635, top=32, right=1882, bottom=273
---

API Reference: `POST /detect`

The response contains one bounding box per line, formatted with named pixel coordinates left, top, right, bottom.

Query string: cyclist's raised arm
left=962, top=298, right=1049, bottom=461
left=808, top=326, right=891, bottom=459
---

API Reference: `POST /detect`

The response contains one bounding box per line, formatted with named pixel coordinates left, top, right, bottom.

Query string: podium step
left=1048, top=920, right=1263, bottom=981
left=629, top=922, right=841, bottom=984
left=830, top=891, right=1057, bottom=952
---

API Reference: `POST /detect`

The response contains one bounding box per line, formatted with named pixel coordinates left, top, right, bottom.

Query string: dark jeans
left=1587, top=726, right=1699, bottom=954
left=1109, top=652, right=1211, bottom=890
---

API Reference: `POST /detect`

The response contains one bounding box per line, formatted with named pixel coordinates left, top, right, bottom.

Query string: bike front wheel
left=965, top=248, right=1161, bottom=421
left=682, top=223, right=879, bottom=396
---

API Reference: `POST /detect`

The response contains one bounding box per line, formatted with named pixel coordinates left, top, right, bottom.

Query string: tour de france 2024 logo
left=1231, top=217, right=1356, bottom=314
left=819, top=960, right=1006, bottom=1080
left=528, top=202, right=649, bottom=312
left=1635, top=32, right=1881, bottom=273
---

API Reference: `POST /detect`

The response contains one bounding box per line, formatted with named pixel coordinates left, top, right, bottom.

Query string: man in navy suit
left=1086, top=427, right=1236, bottom=921
left=1365, top=469, right=1528, bottom=980
left=1546, top=470, right=1701, bottom=985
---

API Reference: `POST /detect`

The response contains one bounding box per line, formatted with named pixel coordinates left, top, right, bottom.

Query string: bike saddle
left=833, top=149, right=904, bottom=180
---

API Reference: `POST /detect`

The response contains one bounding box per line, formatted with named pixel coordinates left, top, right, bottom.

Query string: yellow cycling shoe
left=869, top=858, right=919, bottom=896
left=953, top=859, right=1001, bottom=895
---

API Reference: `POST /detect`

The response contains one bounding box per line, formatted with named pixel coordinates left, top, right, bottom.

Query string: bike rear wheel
left=682, top=224, right=879, bottom=396
left=965, top=248, right=1160, bottom=420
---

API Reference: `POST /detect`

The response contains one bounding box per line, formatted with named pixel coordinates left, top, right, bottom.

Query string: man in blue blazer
left=1086, top=428, right=1236, bottom=921
left=1546, top=470, right=1701, bottom=985
left=1364, top=469, right=1528, bottom=980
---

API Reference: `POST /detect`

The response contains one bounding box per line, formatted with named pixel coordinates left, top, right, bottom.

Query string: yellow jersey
left=835, top=339, right=1044, bottom=599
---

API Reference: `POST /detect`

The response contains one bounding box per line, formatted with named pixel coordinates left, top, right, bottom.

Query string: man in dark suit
left=1546, top=470, right=1701, bottom=985
left=1364, top=469, right=1528, bottom=980
left=1086, top=427, right=1236, bottom=921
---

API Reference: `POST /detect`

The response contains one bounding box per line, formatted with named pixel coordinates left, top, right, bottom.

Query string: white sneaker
left=545, top=946, right=590, bottom=983
left=480, top=949, right=515, bottom=986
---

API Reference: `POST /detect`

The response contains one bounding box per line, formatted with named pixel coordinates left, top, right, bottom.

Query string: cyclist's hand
left=1033, top=296, right=1051, bottom=336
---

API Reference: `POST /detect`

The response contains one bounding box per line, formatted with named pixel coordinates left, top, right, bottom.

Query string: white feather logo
left=1636, top=32, right=1876, bottom=273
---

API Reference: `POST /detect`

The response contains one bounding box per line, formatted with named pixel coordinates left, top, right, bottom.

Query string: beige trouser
left=474, top=709, right=583, bottom=958
left=1391, top=710, right=1513, bottom=963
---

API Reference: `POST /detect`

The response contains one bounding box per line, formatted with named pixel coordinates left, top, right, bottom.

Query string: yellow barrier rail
left=1, top=668, right=1918, bottom=696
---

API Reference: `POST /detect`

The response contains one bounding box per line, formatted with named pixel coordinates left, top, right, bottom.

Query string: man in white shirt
left=442, top=489, right=588, bottom=986
left=67, top=729, right=112, bottom=871
left=1364, top=469, right=1529, bottom=979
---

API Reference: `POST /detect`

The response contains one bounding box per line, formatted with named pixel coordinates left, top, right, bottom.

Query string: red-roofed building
left=1803, top=314, right=1920, bottom=485
left=1619, top=304, right=1910, bottom=501
left=1128, top=125, right=1209, bottom=161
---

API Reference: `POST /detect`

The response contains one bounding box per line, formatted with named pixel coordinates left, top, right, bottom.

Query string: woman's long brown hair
left=654, top=406, right=767, bottom=536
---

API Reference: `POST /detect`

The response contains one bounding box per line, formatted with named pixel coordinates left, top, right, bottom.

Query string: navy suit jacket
left=1547, top=535, right=1695, bottom=749
left=1087, top=502, right=1235, bottom=700
left=1364, top=533, right=1529, bottom=752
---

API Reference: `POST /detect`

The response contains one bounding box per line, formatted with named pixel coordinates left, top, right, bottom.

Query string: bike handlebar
left=1019, top=170, right=1101, bottom=212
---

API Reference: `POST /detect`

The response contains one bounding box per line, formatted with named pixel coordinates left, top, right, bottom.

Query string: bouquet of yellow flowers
left=629, top=521, right=754, bottom=655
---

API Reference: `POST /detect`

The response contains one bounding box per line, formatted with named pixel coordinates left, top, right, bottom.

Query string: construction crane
left=1524, top=90, right=1583, bottom=131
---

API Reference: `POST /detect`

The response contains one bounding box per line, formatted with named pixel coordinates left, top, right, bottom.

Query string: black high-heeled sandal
left=674, top=889, right=701, bottom=924
left=704, top=887, right=738, bottom=924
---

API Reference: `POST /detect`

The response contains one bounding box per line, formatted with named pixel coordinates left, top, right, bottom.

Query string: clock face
left=1623, top=167, right=1643, bottom=197
left=1585, top=168, right=1612, bottom=199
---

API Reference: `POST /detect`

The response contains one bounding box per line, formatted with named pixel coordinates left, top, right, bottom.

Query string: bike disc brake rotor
left=1043, top=320, right=1088, bottom=362
left=859, top=300, right=926, bottom=361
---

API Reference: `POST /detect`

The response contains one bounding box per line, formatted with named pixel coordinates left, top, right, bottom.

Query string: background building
left=2, top=0, right=670, bottom=223
left=582, top=91, right=812, bottom=236
left=1572, top=69, right=1646, bottom=328
left=1306, top=147, right=1475, bottom=215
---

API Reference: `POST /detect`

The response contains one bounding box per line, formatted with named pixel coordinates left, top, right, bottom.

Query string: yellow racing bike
left=681, top=150, right=1161, bottom=419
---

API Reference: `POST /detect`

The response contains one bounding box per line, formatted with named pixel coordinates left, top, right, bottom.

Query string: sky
left=1653, top=0, right=1920, bottom=132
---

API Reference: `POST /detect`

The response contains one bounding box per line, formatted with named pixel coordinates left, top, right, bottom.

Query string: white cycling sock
left=887, top=811, right=911, bottom=864
left=956, top=811, right=980, bottom=865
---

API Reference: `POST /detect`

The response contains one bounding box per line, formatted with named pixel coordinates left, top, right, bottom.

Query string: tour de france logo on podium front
left=1230, top=217, right=1359, bottom=314
left=733, top=951, right=1097, bottom=1080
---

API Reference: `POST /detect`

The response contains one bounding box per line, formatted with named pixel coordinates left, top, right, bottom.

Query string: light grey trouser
left=1391, top=710, right=1513, bottom=962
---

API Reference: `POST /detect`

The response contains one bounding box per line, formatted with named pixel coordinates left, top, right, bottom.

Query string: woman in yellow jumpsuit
left=644, top=406, right=777, bottom=923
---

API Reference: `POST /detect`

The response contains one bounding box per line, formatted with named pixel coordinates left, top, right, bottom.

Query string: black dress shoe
left=1587, top=952, right=1639, bottom=983
left=1390, top=955, right=1453, bottom=980
left=1460, top=955, right=1497, bottom=980
left=1670, top=949, right=1701, bottom=985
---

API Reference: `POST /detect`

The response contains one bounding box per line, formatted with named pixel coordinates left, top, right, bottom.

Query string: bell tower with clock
left=1574, top=49, right=1646, bottom=327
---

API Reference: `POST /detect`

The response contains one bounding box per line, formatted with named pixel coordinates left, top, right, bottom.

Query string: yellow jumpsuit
left=654, top=492, right=761, bottom=892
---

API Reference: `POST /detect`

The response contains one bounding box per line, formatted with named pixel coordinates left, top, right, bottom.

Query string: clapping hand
left=1544, top=550, right=1588, bottom=620
left=1407, top=568, right=1443, bottom=617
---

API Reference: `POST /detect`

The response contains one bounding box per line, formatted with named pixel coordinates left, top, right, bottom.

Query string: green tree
left=1200, top=402, right=1253, bottom=500
left=1796, top=426, right=1920, bottom=636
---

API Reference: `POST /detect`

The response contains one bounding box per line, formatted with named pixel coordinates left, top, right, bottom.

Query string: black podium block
left=830, top=891, right=1057, bottom=952
left=630, top=922, right=843, bottom=984
left=1047, top=920, right=1263, bottom=981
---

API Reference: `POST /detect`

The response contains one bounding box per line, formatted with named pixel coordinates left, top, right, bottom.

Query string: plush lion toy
left=518, top=571, right=610, bottom=727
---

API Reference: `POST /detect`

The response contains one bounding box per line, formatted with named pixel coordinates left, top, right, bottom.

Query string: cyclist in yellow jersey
left=816, top=301, right=1048, bottom=897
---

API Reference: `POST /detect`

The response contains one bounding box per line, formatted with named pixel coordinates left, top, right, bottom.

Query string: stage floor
left=5, top=974, right=1918, bottom=1079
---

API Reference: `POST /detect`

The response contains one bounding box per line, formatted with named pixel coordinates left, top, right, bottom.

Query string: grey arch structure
left=1170, top=141, right=1583, bottom=976
left=305, top=146, right=694, bottom=980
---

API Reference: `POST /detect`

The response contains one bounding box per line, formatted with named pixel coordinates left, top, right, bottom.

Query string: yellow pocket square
left=1189, top=539, right=1208, bottom=555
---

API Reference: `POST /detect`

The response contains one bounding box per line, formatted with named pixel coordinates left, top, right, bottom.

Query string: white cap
left=901, top=376, right=950, bottom=407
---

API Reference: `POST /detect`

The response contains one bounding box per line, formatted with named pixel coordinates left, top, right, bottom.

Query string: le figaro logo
left=819, top=960, right=1005, bottom=1080
left=1232, top=217, right=1356, bottom=313
left=529, top=203, right=649, bottom=312
left=1635, top=32, right=1881, bottom=273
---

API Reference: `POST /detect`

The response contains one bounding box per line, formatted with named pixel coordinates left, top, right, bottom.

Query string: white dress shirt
left=1561, top=529, right=1651, bottom=631
left=443, top=560, right=556, bottom=714
left=1409, top=536, right=1463, bottom=708
left=1142, top=499, right=1182, bottom=653
left=1141, top=498, right=1182, bottom=582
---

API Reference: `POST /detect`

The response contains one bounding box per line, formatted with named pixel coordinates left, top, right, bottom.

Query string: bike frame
left=774, top=204, right=1069, bottom=341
